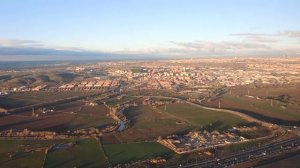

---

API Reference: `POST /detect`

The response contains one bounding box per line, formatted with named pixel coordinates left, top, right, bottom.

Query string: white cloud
left=0, top=39, right=43, bottom=47
left=230, top=33, right=279, bottom=43
left=168, top=40, right=272, bottom=56
left=281, top=30, right=300, bottom=38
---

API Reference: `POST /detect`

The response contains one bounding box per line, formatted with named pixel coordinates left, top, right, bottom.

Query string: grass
left=45, top=139, right=108, bottom=168
left=115, top=105, right=189, bottom=142
left=0, top=139, right=66, bottom=168
left=212, top=85, right=300, bottom=121
left=0, top=91, right=97, bottom=109
left=220, top=94, right=300, bottom=121
left=160, top=103, right=247, bottom=131
left=0, top=138, right=109, bottom=168
left=66, top=105, right=114, bottom=131
left=103, top=142, right=172, bottom=165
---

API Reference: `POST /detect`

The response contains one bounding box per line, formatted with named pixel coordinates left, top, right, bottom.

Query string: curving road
left=133, top=95, right=277, bottom=128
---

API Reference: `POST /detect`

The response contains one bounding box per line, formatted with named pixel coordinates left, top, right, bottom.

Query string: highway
left=166, top=137, right=300, bottom=168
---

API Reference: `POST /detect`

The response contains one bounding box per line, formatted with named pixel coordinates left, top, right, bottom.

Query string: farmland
left=103, top=142, right=172, bottom=165
left=0, top=138, right=109, bottom=168
left=115, top=105, right=189, bottom=142
left=204, top=85, right=300, bottom=123
left=66, top=104, right=113, bottom=131
left=0, top=139, right=66, bottom=168
left=0, top=91, right=98, bottom=110
left=160, top=103, right=247, bottom=131
left=0, top=102, right=113, bottom=132
left=45, top=139, right=108, bottom=168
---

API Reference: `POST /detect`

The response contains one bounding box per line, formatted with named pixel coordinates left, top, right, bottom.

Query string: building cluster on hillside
left=58, top=79, right=120, bottom=90
left=158, top=129, right=247, bottom=154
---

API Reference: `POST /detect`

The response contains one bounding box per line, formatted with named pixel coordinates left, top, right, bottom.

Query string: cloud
left=230, top=33, right=279, bottom=43
left=0, top=39, right=165, bottom=61
left=230, top=33, right=273, bottom=37
left=166, top=39, right=300, bottom=57
left=232, top=30, right=300, bottom=41
left=0, top=39, right=44, bottom=47
left=281, top=30, right=300, bottom=38
left=171, top=40, right=271, bottom=52
left=0, top=34, right=299, bottom=61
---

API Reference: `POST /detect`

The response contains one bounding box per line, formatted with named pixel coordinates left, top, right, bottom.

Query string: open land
left=103, top=142, right=172, bottom=165
left=160, top=103, right=247, bottom=131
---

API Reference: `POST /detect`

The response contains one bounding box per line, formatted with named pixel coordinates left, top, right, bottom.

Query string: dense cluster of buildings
left=158, top=129, right=247, bottom=154
left=58, top=79, right=120, bottom=90
left=101, top=59, right=300, bottom=94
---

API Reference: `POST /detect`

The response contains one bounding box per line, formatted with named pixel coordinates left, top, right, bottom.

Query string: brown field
left=0, top=101, right=113, bottom=132
left=101, top=133, right=121, bottom=144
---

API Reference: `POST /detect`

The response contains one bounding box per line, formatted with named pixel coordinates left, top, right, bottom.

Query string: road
left=167, top=137, right=300, bottom=168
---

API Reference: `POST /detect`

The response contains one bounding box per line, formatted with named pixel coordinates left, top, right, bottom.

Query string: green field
left=116, top=105, right=189, bottom=142
left=45, top=139, right=108, bottom=168
left=0, top=139, right=65, bottom=168
left=219, top=94, right=300, bottom=121
left=0, top=138, right=108, bottom=168
left=160, top=103, right=247, bottom=131
left=206, top=85, right=300, bottom=121
left=103, top=142, right=172, bottom=165
left=66, top=105, right=114, bottom=130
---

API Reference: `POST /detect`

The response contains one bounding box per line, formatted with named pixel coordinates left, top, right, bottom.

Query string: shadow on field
left=225, top=107, right=300, bottom=126
left=123, top=107, right=140, bottom=127
left=200, top=103, right=300, bottom=126
left=0, top=118, right=44, bottom=131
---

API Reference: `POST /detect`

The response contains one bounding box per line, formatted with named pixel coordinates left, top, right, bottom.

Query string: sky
left=0, top=0, right=299, bottom=60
